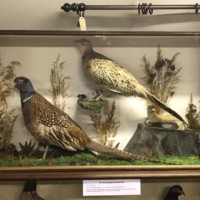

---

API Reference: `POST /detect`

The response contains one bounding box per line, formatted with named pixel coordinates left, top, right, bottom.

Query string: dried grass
left=140, top=46, right=181, bottom=114
left=0, top=56, right=21, bottom=148
left=90, top=100, right=120, bottom=148
left=49, top=55, right=70, bottom=111
left=185, top=93, right=200, bottom=129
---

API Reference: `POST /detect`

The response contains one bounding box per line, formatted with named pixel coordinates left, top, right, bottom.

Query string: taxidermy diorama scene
left=0, top=36, right=200, bottom=167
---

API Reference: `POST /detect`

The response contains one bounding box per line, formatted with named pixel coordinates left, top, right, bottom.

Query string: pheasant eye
left=17, top=79, right=23, bottom=84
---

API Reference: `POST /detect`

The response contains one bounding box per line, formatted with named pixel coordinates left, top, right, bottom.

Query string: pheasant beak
left=74, top=39, right=82, bottom=46
left=74, top=39, right=89, bottom=54
left=181, top=190, right=185, bottom=196
left=74, top=38, right=90, bottom=46
left=177, top=188, right=185, bottom=196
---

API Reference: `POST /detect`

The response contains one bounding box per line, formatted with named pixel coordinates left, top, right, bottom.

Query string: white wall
left=0, top=0, right=199, bottom=31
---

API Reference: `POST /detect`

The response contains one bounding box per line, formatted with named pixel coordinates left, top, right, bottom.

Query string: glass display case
left=0, top=30, right=200, bottom=181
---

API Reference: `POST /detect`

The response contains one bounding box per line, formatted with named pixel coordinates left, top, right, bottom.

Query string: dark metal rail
left=0, top=30, right=200, bottom=37
left=61, top=3, right=200, bottom=15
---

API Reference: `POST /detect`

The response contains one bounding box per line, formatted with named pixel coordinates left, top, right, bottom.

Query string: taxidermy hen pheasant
left=14, top=76, right=157, bottom=162
left=75, top=39, right=186, bottom=124
left=163, top=185, right=185, bottom=200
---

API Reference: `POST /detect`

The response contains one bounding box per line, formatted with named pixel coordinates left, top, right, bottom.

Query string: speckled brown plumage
left=75, top=39, right=186, bottom=124
left=14, top=76, right=159, bottom=162
left=21, top=92, right=87, bottom=151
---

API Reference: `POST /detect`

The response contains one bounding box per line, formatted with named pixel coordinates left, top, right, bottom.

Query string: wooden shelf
left=0, top=165, right=200, bottom=180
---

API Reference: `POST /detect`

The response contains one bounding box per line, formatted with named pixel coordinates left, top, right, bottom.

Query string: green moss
left=0, top=152, right=199, bottom=167
left=161, top=155, right=200, bottom=165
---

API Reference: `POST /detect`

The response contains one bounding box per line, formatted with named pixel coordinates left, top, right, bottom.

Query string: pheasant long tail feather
left=146, top=92, right=186, bottom=124
left=85, top=140, right=160, bottom=163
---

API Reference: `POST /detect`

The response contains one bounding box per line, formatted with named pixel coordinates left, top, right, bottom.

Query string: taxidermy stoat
left=146, top=106, right=187, bottom=131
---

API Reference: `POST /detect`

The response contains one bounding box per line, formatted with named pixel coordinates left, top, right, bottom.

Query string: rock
left=124, top=123, right=199, bottom=157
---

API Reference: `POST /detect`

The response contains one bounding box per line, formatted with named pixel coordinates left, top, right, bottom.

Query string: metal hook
left=138, top=3, right=153, bottom=15
left=79, top=11, right=84, bottom=17
left=142, top=3, right=148, bottom=14
left=195, top=3, right=199, bottom=14
left=148, top=3, right=153, bottom=15
left=138, top=3, right=141, bottom=14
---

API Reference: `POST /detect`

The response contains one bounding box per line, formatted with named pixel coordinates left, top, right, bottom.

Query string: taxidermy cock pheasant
left=163, top=185, right=185, bottom=200
left=14, top=76, right=157, bottom=162
left=75, top=39, right=186, bottom=124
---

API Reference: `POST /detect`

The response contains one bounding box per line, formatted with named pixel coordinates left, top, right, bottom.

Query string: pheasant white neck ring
left=22, top=94, right=33, bottom=102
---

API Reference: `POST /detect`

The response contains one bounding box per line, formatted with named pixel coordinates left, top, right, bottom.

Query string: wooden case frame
left=0, top=30, right=200, bottom=180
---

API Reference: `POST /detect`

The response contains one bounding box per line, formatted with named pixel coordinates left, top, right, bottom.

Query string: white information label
left=83, top=179, right=141, bottom=196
